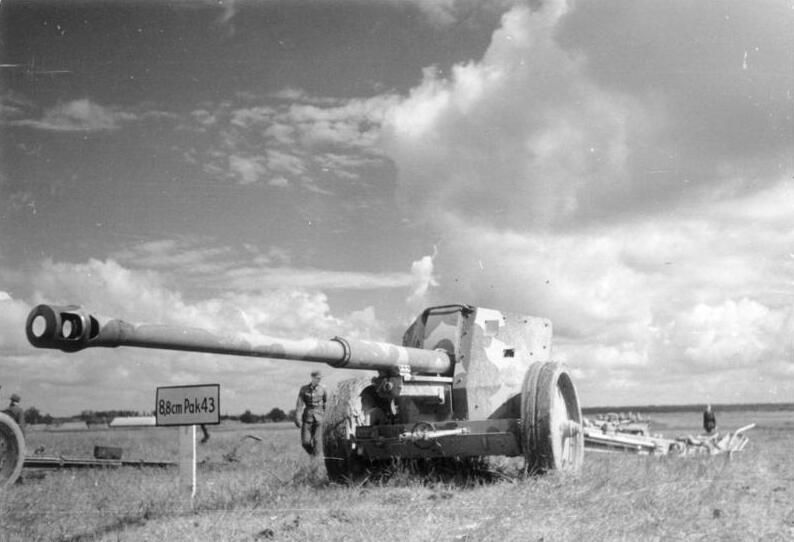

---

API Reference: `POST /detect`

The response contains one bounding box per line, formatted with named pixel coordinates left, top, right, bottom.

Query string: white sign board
left=155, top=384, right=220, bottom=426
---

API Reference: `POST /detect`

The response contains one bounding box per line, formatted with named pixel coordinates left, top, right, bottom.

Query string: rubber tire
left=0, top=412, right=24, bottom=488
left=321, top=377, right=376, bottom=484
left=521, top=361, right=584, bottom=474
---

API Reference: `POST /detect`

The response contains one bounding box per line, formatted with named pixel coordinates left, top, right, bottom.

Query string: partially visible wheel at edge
left=521, top=361, right=584, bottom=474
left=0, top=412, right=24, bottom=488
left=321, top=377, right=376, bottom=484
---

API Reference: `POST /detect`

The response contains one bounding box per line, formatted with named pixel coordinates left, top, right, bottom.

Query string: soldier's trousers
left=301, top=417, right=322, bottom=455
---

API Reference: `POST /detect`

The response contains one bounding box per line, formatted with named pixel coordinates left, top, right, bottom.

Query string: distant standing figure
left=702, top=404, right=717, bottom=434
left=295, top=370, right=327, bottom=455
left=200, top=424, right=210, bottom=444
left=3, top=393, right=25, bottom=434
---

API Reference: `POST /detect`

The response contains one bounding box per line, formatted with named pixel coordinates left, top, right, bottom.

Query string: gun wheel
left=322, top=377, right=378, bottom=484
left=521, top=361, right=584, bottom=474
left=0, top=412, right=25, bottom=488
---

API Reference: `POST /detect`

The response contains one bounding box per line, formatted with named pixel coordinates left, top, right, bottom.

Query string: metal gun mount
left=25, top=303, right=584, bottom=482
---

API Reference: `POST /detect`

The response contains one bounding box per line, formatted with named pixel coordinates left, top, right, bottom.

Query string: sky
left=1, top=0, right=792, bottom=417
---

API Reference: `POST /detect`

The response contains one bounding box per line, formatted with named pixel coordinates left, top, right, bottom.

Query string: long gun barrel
left=26, top=304, right=452, bottom=375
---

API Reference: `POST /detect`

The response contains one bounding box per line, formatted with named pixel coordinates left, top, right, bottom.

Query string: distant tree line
left=78, top=410, right=145, bottom=425
left=230, top=408, right=296, bottom=424
left=73, top=408, right=298, bottom=424
left=23, top=406, right=54, bottom=425
left=583, top=402, right=794, bottom=415
left=16, top=405, right=300, bottom=426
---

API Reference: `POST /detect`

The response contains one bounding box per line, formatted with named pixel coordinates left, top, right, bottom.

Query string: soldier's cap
left=10, top=393, right=20, bottom=402
left=310, top=370, right=322, bottom=378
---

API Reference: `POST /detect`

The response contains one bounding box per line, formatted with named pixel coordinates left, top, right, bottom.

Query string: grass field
left=1, top=408, right=792, bottom=541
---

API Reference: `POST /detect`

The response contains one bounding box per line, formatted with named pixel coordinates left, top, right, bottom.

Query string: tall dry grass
left=1, top=411, right=792, bottom=541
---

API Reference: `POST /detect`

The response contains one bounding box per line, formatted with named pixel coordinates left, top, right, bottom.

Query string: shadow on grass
left=322, top=456, right=527, bottom=489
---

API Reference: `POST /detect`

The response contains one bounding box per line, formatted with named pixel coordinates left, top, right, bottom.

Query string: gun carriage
left=0, top=412, right=25, bottom=488
left=21, top=303, right=584, bottom=483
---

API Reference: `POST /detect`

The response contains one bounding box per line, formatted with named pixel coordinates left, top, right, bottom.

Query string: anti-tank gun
left=24, top=303, right=584, bottom=482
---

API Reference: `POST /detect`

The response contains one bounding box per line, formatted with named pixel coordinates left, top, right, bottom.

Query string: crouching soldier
left=295, top=370, right=327, bottom=455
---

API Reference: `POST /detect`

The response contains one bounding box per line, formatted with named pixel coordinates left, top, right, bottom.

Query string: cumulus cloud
left=420, top=179, right=794, bottom=404
left=0, top=291, right=32, bottom=352
left=382, top=3, right=639, bottom=230
left=377, top=0, right=794, bottom=404
left=406, top=247, right=439, bottom=312
left=384, top=0, right=793, bottom=229
left=674, top=299, right=785, bottom=370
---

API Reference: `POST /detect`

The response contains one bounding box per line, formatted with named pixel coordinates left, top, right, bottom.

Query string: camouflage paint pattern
left=455, top=307, right=552, bottom=421
left=402, top=305, right=553, bottom=421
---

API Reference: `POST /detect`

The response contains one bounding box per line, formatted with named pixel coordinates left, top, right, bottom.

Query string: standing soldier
left=295, top=370, right=327, bottom=455
left=4, top=393, right=25, bottom=435
left=702, top=404, right=717, bottom=435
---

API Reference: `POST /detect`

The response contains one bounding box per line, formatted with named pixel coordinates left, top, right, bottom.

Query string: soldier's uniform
left=296, top=373, right=327, bottom=455
left=702, top=405, right=716, bottom=435
left=4, top=393, right=25, bottom=434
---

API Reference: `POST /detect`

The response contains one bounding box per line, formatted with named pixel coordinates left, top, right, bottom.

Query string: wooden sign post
left=155, top=384, right=220, bottom=502
left=178, top=425, right=196, bottom=498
